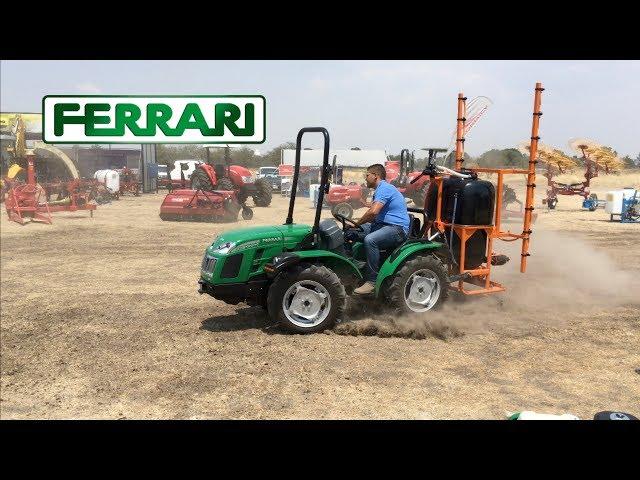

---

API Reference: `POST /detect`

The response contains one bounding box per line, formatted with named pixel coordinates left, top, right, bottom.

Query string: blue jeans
left=349, top=222, right=407, bottom=282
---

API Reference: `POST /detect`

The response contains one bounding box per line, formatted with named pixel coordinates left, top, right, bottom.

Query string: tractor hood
left=229, top=165, right=252, bottom=177
left=207, top=223, right=312, bottom=256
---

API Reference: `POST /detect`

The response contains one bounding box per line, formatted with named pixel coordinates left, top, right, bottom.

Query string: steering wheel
left=333, top=212, right=363, bottom=231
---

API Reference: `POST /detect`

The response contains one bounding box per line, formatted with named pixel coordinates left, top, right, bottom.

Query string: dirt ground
left=1, top=173, right=639, bottom=419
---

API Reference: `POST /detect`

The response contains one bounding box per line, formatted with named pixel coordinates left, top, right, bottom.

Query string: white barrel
left=605, top=188, right=637, bottom=215
left=94, top=169, right=120, bottom=194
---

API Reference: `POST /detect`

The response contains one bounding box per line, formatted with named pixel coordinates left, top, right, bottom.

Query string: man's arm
left=355, top=201, right=384, bottom=227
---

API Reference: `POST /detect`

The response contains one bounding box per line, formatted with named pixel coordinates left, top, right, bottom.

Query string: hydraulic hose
left=437, top=165, right=473, bottom=179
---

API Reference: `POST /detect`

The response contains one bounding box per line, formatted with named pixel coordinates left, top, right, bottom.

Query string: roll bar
left=286, top=128, right=331, bottom=240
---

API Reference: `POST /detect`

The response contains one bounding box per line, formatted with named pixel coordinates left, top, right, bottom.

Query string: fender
left=198, top=163, right=218, bottom=185
left=264, top=250, right=363, bottom=280
left=375, top=241, right=443, bottom=296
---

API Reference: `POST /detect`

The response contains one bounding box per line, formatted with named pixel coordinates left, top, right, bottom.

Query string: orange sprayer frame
left=429, top=83, right=543, bottom=295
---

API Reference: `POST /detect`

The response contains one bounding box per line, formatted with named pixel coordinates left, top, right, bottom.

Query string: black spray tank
left=426, top=177, right=495, bottom=268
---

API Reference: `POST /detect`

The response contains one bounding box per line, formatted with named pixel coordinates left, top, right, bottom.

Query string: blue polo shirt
left=372, top=180, right=410, bottom=234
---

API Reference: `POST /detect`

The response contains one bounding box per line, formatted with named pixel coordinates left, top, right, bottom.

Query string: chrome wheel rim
left=404, top=269, right=441, bottom=313
left=282, top=280, right=332, bottom=328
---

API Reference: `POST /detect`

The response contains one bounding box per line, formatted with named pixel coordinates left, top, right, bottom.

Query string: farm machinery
left=197, top=84, right=543, bottom=333
left=280, top=165, right=320, bottom=198
left=606, top=188, right=639, bottom=223
left=521, top=139, right=624, bottom=211
left=4, top=154, right=98, bottom=225
left=118, top=167, right=141, bottom=196
left=3, top=115, right=98, bottom=225
left=389, top=148, right=447, bottom=207
left=190, top=145, right=272, bottom=207
left=160, top=145, right=265, bottom=223
left=320, top=155, right=371, bottom=218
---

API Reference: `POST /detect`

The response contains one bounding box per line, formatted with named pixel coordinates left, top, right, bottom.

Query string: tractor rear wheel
left=268, top=263, right=346, bottom=334
left=216, top=177, right=235, bottom=192
left=387, top=255, right=448, bottom=315
left=252, top=178, right=273, bottom=207
left=190, top=168, right=215, bottom=191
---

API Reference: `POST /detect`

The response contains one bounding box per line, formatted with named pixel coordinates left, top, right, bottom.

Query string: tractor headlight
left=241, top=175, right=254, bottom=183
left=212, top=241, right=236, bottom=255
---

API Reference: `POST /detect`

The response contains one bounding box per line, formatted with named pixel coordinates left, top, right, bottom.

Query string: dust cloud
left=334, top=230, right=638, bottom=339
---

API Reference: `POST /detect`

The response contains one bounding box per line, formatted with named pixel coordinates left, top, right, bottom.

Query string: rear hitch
left=447, top=272, right=472, bottom=283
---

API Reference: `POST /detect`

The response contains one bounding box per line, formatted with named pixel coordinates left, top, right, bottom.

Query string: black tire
left=216, top=177, right=235, bottom=192
left=547, top=198, right=557, bottom=210
left=267, top=263, right=346, bottom=334
left=252, top=178, right=273, bottom=207
left=588, top=193, right=598, bottom=211
left=222, top=199, right=241, bottom=222
left=387, top=254, right=449, bottom=315
left=190, top=168, right=215, bottom=191
left=237, top=189, right=249, bottom=204
left=241, top=206, right=254, bottom=220
left=331, top=202, right=354, bottom=219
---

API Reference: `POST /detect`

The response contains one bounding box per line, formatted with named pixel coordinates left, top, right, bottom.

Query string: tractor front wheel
left=387, top=255, right=448, bottom=315
left=267, top=263, right=346, bottom=333
left=252, top=178, right=273, bottom=207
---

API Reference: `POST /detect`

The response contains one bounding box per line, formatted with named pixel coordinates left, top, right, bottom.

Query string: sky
left=1, top=60, right=638, bottom=158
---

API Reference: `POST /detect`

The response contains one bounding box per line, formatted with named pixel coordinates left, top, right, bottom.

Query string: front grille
left=221, top=253, right=243, bottom=279
left=201, top=255, right=217, bottom=273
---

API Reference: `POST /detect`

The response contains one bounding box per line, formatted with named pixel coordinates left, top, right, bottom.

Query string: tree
left=622, top=155, right=636, bottom=169
left=441, top=151, right=473, bottom=169
left=477, top=148, right=527, bottom=169
left=636, top=152, right=640, bottom=168
left=260, top=142, right=296, bottom=167
left=156, top=144, right=207, bottom=165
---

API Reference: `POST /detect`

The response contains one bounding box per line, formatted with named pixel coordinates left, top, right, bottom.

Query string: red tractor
left=189, top=146, right=272, bottom=207
left=389, top=148, right=447, bottom=207
left=322, top=155, right=371, bottom=218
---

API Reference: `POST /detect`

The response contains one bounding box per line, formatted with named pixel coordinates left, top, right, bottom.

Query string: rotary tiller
left=159, top=188, right=252, bottom=223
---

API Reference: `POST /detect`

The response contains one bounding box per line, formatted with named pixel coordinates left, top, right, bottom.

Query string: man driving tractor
left=350, top=163, right=411, bottom=295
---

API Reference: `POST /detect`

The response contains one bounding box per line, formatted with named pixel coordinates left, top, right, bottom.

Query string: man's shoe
left=353, top=281, right=375, bottom=295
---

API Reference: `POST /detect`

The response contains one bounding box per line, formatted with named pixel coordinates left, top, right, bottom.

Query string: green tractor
left=198, top=127, right=455, bottom=333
